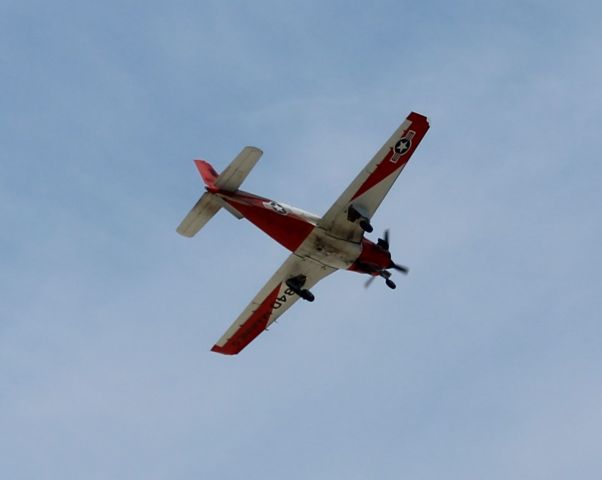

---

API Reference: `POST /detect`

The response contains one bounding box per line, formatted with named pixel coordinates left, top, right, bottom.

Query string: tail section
left=176, top=146, right=262, bottom=237
left=194, top=160, right=219, bottom=190
left=176, top=192, right=221, bottom=237
left=214, top=146, right=262, bottom=191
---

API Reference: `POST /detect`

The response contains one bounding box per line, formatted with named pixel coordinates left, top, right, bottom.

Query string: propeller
left=364, top=228, right=410, bottom=288
left=364, top=275, right=377, bottom=288
left=377, top=229, right=390, bottom=251
left=390, top=262, right=409, bottom=274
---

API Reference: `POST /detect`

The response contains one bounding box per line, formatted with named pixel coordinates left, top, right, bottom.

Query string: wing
left=318, top=112, right=430, bottom=241
left=211, top=254, right=336, bottom=355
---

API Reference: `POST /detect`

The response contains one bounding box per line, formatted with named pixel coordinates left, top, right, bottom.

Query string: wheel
left=385, top=279, right=396, bottom=289
left=302, top=289, right=315, bottom=302
left=359, top=219, right=373, bottom=233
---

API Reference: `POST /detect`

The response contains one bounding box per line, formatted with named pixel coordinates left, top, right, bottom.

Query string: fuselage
left=216, top=189, right=391, bottom=276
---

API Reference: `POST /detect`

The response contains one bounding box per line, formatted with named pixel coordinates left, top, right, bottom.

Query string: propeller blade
left=364, top=275, right=377, bottom=288
left=377, top=229, right=390, bottom=251
left=390, top=262, right=409, bottom=274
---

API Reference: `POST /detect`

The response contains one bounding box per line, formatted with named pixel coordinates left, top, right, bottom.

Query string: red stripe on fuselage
left=211, top=285, right=281, bottom=355
left=221, top=191, right=315, bottom=252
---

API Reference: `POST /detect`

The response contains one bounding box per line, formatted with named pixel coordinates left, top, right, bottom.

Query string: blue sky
left=2, top=1, right=601, bottom=478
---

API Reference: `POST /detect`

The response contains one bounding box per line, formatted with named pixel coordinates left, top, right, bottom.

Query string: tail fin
left=209, top=146, right=262, bottom=192
left=194, top=160, right=219, bottom=189
left=176, top=146, right=262, bottom=237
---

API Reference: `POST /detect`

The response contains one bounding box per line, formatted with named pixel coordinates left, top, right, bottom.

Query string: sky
left=1, top=1, right=602, bottom=478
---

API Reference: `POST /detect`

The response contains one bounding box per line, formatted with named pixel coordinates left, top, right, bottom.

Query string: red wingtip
left=211, top=344, right=237, bottom=355
left=408, top=111, right=430, bottom=126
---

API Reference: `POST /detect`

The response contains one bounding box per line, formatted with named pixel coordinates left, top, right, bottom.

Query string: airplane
left=177, top=111, right=430, bottom=355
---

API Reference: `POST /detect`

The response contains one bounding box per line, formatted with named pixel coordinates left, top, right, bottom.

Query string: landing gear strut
left=286, top=275, right=315, bottom=302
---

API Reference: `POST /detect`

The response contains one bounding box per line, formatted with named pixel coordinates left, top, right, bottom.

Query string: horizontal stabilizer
left=215, top=146, right=262, bottom=192
left=176, top=192, right=221, bottom=237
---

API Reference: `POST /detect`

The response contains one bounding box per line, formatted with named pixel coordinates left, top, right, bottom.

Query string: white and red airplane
left=177, top=111, right=430, bottom=355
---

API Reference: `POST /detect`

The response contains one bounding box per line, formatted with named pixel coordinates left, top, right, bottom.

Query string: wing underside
left=318, top=112, right=430, bottom=241
left=211, top=254, right=336, bottom=355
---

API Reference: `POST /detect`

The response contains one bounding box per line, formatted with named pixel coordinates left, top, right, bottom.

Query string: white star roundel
left=264, top=200, right=288, bottom=215
left=394, top=137, right=412, bottom=155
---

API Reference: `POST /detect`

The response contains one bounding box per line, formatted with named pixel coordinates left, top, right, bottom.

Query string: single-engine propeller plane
left=177, top=112, right=430, bottom=354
